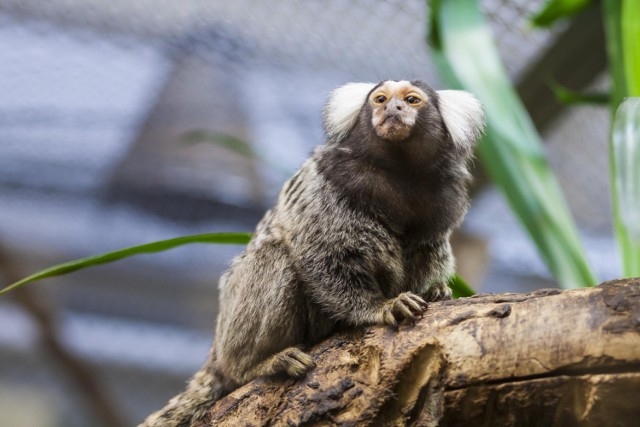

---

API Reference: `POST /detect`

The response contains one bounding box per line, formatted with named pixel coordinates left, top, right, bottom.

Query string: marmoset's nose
left=384, top=99, right=404, bottom=112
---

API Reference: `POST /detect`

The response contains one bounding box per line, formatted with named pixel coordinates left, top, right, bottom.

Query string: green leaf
left=622, top=0, right=640, bottom=97
left=181, top=130, right=257, bottom=159
left=550, top=82, right=610, bottom=105
left=531, top=0, right=593, bottom=27
left=603, top=0, right=627, bottom=108
left=428, top=0, right=597, bottom=288
left=612, top=98, right=640, bottom=243
left=427, top=0, right=443, bottom=49
left=2, top=227, right=477, bottom=305
left=181, top=129, right=294, bottom=177
left=605, top=0, right=640, bottom=277
left=448, top=274, right=475, bottom=298
left=0, top=233, right=252, bottom=296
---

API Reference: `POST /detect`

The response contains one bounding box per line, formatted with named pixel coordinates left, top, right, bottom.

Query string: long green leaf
left=448, top=274, right=475, bottom=298
left=605, top=0, right=640, bottom=276
left=603, top=1, right=627, bottom=108
left=3, top=229, right=477, bottom=302
left=0, top=233, right=252, bottom=295
left=181, top=130, right=257, bottom=159
left=531, top=0, right=593, bottom=27
left=550, top=82, right=610, bottom=106
left=621, top=2, right=640, bottom=275
left=428, top=0, right=597, bottom=288
left=181, top=129, right=293, bottom=177
left=612, top=98, right=640, bottom=244
left=622, top=0, right=640, bottom=97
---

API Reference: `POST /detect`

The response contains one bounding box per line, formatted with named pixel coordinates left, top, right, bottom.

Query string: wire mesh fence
left=0, top=1, right=615, bottom=425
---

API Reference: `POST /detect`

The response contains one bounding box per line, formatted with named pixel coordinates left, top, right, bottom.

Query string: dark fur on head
left=317, top=80, right=477, bottom=240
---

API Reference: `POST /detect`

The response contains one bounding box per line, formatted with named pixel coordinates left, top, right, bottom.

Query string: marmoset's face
left=369, top=80, right=428, bottom=142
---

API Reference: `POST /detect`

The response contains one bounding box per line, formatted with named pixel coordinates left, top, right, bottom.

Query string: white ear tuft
left=323, top=82, right=376, bottom=142
left=437, top=90, right=485, bottom=150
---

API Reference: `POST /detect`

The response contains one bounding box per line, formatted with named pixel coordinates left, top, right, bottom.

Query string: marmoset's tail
left=138, top=354, right=227, bottom=427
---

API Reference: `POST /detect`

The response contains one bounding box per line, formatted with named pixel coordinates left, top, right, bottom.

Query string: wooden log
left=191, top=279, right=640, bottom=426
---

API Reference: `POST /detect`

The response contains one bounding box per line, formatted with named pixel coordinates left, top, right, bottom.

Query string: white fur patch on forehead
left=437, top=90, right=485, bottom=150
left=376, top=80, right=421, bottom=95
left=379, top=80, right=411, bottom=90
left=323, top=82, right=375, bottom=141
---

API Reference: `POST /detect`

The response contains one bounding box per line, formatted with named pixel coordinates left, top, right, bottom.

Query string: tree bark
left=194, top=279, right=640, bottom=426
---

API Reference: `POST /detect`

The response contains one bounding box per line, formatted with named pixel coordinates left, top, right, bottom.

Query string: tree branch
left=192, top=279, right=640, bottom=426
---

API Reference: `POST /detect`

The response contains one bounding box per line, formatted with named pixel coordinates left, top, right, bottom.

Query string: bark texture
left=193, top=279, right=640, bottom=426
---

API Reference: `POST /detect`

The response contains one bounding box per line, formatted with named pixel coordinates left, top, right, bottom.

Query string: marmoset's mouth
left=381, top=114, right=405, bottom=125
left=375, top=117, right=412, bottom=141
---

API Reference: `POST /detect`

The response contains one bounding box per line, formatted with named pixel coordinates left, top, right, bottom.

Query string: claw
left=403, top=295, right=426, bottom=314
left=423, top=283, right=453, bottom=302
left=410, top=293, right=430, bottom=309
left=281, top=348, right=315, bottom=378
left=396, top=300, right=413, bottom=317
left=383, top=307, right=398, bottom=328
left=382, top=292, right=428, bottom=327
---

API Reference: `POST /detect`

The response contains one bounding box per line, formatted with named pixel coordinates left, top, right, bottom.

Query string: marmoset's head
left=368, top=80, right=430, bottom=141
left=323, top=80, right=484, bottom=157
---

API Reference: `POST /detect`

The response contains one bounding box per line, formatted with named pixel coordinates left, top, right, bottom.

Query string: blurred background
left=0, top=0, right=619, bottom=425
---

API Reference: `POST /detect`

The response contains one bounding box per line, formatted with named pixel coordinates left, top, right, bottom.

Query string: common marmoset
left=140, top=80, right=485, bottom=427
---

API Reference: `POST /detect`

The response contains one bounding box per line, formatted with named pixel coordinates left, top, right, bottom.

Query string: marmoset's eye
left=405, top=96, right=421, bottom=104
left=374, top=95, right=387, bottom=104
